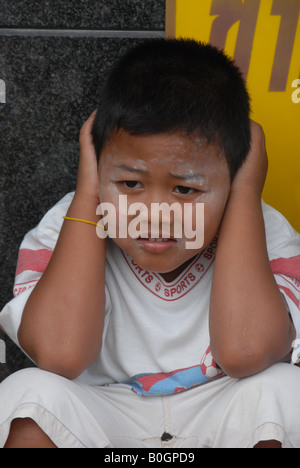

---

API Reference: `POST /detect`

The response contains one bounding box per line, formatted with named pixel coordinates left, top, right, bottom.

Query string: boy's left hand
left=230, top=121, right=268, bottom=198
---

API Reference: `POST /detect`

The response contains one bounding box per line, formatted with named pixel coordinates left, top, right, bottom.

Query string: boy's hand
left=210, top=121, right=294, bottom=379
left=231, top=121, right=268, bottom=198
left=76, top=110, right=100, bottom=203
left=21, top=109, right=107, bottom=379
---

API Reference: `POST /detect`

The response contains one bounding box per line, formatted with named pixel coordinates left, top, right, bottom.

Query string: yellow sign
left=166, top=0, right=300, bottom=231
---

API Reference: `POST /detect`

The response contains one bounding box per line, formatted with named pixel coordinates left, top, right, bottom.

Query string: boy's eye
left=122, top=181, right=143, bottom=189
left=175, top=186, right=197, bottom=195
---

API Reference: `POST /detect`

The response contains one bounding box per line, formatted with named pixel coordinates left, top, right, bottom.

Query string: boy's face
left=99, top=130, right=231, bottom=282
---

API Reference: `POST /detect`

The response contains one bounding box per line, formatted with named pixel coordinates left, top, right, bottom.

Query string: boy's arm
left=18, top=112, right=106, bottom=379
left=209, top=122, right=296, bottom=378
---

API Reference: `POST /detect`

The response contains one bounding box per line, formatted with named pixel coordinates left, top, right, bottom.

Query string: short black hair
left=92, top=38, right=251, bottom=180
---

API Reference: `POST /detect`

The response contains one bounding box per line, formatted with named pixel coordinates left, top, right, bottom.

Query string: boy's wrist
left=69, top=192, right=101, bottom=223
left=229, top=183, right=263, bottom=203
left=73, top=187, right=100, bottom=205
left=74, top=181, right=100, bottom=205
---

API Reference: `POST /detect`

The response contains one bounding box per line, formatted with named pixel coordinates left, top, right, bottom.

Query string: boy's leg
left=0, top=368, right=111, bottom=448
left=4, top=418, right=57, bottom=448
left=3, top=420, right=282, bottom=449
left=168, top=363, right=300, bottom=448
left=254, top=440, right=282, bottom=448
left=0, top=368, right=164, bottom=448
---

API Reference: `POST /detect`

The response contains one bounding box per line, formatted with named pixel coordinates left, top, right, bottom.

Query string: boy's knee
left=4, top=418, right=57, bottom=448
left=0, top=367, right=75, bottom=421
left=2, top=367, right=70, bottom=400
left=250, top=363, right=300, bottom=391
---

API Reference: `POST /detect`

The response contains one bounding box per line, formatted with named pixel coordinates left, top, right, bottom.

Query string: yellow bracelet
left=63, top=216, right=107, bottom=231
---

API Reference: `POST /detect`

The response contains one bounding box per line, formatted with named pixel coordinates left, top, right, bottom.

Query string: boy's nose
left=144, top=188, right=182, bottom=210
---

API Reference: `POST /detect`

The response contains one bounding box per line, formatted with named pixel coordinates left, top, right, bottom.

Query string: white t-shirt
left=1, top=192, right=300, bottom=396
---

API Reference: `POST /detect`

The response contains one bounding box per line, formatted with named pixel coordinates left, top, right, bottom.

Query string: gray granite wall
left=0, top=0, right=166, bottom=381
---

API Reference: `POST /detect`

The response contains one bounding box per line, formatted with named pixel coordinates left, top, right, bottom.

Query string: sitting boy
left=1, top=39, right=300, bottom=448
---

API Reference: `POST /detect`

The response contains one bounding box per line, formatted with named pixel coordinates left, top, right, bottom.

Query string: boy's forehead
left=103, top=129, right=225, bottom=172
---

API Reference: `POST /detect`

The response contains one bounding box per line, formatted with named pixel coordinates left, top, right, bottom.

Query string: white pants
left=1, top=363, right=300, bottom=448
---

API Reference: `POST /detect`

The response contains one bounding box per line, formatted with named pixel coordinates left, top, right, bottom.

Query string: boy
left=1, top=39, right=300, bottom=448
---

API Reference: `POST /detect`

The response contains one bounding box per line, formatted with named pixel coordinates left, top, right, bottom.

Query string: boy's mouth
left=143, top=238, right=171, bottom=242
left=136, top=237, right=177, bottom=253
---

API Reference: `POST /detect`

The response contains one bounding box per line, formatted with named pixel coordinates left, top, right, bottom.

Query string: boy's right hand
left=76, top=110, right=100, bottom=203
left=20, top=109, right=107, bottom=379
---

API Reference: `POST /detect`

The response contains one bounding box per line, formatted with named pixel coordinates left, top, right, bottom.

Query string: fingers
left=230, top=121, right=268, bottom=195
left=77, top=110, right=100, bottom=199
left=79, top=110, right=98, bottom=147
left=249, top=120, right=266, bottom=151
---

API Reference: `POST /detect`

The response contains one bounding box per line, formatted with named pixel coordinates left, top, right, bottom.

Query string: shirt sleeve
left=263, top=202, right=300, bottom=342
left=0, top=192, right=74, bottom=348
left=270, top=256, right=300, bottom=340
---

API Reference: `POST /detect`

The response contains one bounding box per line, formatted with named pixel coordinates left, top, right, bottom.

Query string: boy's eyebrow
left=115, top=164, right=149, bottom=174
left=169, top=171, right=205, bottom=181
left=115, top=165, right=206, bottom=181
